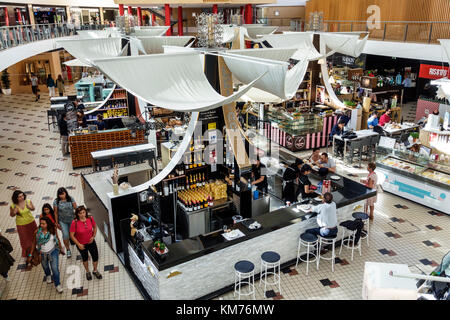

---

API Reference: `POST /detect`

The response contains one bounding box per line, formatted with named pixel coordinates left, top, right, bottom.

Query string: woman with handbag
left=9, top=190, right=37, bottom=259
left=30, top=216, right=64, bottom=293
left=53, top=187, right=77, bottom=259
left=70, top=206, right=102, bottom=281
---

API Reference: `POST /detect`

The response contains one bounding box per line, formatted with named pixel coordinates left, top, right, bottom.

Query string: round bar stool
left=317, top=234, right=337, bottom=272
left=352, top=212, right=370, bottom=247
left=234, top=260, right=255, bottom=300
left=259, top=251, right=281, bottom=295
left=338, top=222, right=361, bottom=261
left=296, top=233, right=318, bottom=275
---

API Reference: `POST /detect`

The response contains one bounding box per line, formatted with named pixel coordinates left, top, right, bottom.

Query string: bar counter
left=127, top=172, right=376, bottom=300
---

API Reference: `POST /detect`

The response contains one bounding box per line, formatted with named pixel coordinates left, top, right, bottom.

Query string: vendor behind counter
left=251, top=158, right=268, bottom=193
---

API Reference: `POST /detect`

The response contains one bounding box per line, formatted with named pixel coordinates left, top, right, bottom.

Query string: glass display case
left=376, top=146, right=450, bottom=215
left=265, top=109, right=323, bottom=136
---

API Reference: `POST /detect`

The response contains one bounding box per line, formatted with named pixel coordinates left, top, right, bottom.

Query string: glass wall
left=103, top=8, right=118, bottom=26
left=0, top=5, right=28, bottom=26
left=32, top=6, right=66, bottom=24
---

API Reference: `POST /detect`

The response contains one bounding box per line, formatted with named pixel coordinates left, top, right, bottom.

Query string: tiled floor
left=0, top=91, right=449, bottom=300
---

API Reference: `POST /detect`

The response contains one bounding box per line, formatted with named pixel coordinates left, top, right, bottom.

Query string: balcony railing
left=0, top=23, right=108, bottom=51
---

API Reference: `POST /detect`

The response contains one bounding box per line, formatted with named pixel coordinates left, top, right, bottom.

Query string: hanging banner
left=218, top=56, right=251, bottom=169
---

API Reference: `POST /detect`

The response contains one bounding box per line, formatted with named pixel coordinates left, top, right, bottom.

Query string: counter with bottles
left=376, top=147, right=450, bottom=215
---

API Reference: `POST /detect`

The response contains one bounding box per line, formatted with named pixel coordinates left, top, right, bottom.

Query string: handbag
left=25, top=247, right=41, bottom=268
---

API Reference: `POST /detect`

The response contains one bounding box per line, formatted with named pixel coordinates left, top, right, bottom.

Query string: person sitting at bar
left=95, top=114, right=106, bottom=130
left=297, top=164, right=317, bottom=200
left=305, top=192, right=338, bottom=238
left=77, top=110, right=87, bottom=128
left=379, top=108, right=392, bottom=127
left=367, top=112, right=379, bottom=129
left=251, top=157, right=268, bottom=194
left=317, top=152, right=336, bottom=173
left=309, top=148, right=321, bottom=164
left=330, top=120, right=346, bottom=157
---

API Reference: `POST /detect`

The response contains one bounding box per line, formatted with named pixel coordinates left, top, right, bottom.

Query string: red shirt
left=379, top=113, right=391, bottom=127
left=70, top=217, right=96, bottom=245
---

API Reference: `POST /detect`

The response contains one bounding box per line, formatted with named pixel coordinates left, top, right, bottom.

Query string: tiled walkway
left=0, top=91, right=449, bottom=300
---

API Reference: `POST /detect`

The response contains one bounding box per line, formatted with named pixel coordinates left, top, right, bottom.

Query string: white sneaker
left=67, top=250, right=71, bottom=258
left=56, top=285, right=63, bottom=293
left=46, top=275, right=52, bottom=284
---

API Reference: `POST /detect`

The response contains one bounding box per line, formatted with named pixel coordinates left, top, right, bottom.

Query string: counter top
left=69, top=127, right=129, bottom=137
left=140, top=171, right=375, bottom=271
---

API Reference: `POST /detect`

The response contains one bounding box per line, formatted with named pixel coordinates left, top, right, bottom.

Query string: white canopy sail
left=223, top=48, right=309, bottom=100
left=92, top=52, right=266, bottom=112
left=242, top=25, right=278, bottom=42
left=261, top=32, right=323, bottom=61
left=137, top=36, right=195, bottom=54
left=320, top=33, right=369, bottom=58
left=63, top=58, right=91, bottom=67
left=57, top=38, right=125, bottom=66
left=76, top=29, right=121, bottom=39
left=239, top=87, right=284, bottom=103
left=431, top=78, right=450, bottom=102
left=221, top=25, right=238, bottom=43
left=131, top=27, right=170, bottom=37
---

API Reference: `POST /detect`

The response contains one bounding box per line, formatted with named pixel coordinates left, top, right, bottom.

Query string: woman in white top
left=31, top=216, right=65, bottom=293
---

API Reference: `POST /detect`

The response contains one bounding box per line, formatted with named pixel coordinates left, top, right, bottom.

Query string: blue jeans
left=306, top=227, right=338, bottom=238
left=41, top=248, right=60, bottom=287
left=59, top=221, right=71, bottom=240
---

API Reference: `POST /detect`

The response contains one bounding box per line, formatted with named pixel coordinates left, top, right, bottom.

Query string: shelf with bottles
left=112, top=88, right=127, bottom=100
left=177, top=179, right=228, bottom=212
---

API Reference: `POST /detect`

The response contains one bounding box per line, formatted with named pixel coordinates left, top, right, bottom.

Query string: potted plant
left=1, top=69, right=11, bottom=95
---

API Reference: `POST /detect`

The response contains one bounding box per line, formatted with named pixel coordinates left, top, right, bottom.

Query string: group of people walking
left=29, top=73, right=65, bottom=102
left=2, top=188, right=102, bottom=293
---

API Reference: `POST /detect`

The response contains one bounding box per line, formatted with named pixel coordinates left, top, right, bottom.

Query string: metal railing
left=0, top=23, right=108, bottom=51
left=322, top=20, right=450, bottom=44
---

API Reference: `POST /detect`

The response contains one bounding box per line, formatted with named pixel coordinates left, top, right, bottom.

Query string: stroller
left=417, top=251, right=450, bottom=300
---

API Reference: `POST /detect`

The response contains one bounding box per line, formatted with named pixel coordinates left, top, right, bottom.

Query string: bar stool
left=260, top=251, right=281, bottom=295
left=338, top=222, right=361, bottom=261
left=296, top=233, right=318, bottom=275
left=317, top=234, right=337, bottom=272
left=234, top=260, right=255, bottom=300
left=352, top=212, right=370, bottom=247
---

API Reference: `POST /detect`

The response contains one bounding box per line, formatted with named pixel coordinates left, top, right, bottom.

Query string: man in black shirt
left=251, top=158, right=268, bottom=193
left=282, top=161, right=299, bottom=203
left=330, top=120, right=346, bottom=157
left=58, top=113, right=69, bottom=156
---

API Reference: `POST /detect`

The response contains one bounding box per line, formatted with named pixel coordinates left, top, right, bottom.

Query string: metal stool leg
left=296, top=239, right=302, bottom=268
left=316, top=238, right=321, bottom=271
left=339, top=228, right=346, bottom=255
left=366, top=220, right=370, bottom=247
left=306, top=243, right=310, bottom=275
left=331, top=240, right=335, bottom=272
left=278, top=261, right=281, bottom=294
left=351, top=232, right=356, bottom=261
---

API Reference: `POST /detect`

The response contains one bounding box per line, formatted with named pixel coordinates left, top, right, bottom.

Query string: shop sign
left=419, top=64, right=449, bottom=80
left=348, top=68, right=363, bottom=82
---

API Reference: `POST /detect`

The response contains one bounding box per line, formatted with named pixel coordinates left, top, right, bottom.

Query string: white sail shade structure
left=432, top=78, right=450, bottom=102
left=319, top=37, right=345, bottom=108
left=261, top=32, right=323, bottom=61
left=76, top=29, right=121, bottom=39
left=239, top=87, right=284, bottom=103
left=321, top=33, right=369, bottom=57
left=223, top=48, right=309, bottom=100
left=242, top=24, right=279, bottom=42
left=91, top=52, right=267, bottom=112
left=136, top=36, right=195, bottom=54
left=131, top=26, right=170, bottom=37
left=56, top=38, right=126, bottom=66
left=221, top=25, right=238, bottom=43
left=63, top=58, right=91, bottom=67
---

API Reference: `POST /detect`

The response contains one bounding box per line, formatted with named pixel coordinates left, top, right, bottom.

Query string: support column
left=137, top=7, right=142, bottom=26
left=240, top=6, right=244, bottom=22
left=16, top=9, right=22, bottom=24
left=212, top=4, right=218, bottom=14
left=165, top=4, right=172, bottom=36
left=99, top=7, right=104, bottom=25
left=4, top=7, right=9, bottom=26
left=66, top=6, right=71, bottom=24
left=245, top=4, right=252, bottom=24
left=119, top=4, right=124, bottom=16
left=27, top=4, right=35, bottom=25
left=128, top=6, right=133, bottom=16
left=169, top=7, right=173, bottom=35
left=152, top=13, right=156, bottom=26
left=178, top=6, right=183, bottom=36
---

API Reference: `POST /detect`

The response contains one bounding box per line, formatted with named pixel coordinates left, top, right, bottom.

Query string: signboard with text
left=419, top=64, right=449, bottom=80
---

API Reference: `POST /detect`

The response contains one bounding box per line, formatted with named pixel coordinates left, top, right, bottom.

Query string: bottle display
left=177, top=180, right=227, bottom=211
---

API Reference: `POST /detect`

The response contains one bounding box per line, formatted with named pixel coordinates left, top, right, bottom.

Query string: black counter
left=140, top=171, right=375, bottom=271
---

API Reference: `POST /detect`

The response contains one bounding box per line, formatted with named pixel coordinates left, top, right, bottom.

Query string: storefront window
left=70, top=7, right=100, bottom=27
left=22, top=60, right=51, bottom=85
left=0, top=6, right=28, bottom=26
left=103, top=9, right=118, bottom=25
left=33, top=6, right=66, bottom=24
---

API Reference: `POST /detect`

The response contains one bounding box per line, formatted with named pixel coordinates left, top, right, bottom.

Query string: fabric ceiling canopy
left=92, top=52, right=266, bottom=112
left=223, top=48, right=309, bottom=100
left=56, top=38, right=124, bottom=66
left=439, top=39, right=450, bottom=64
left=261, top=32, right=322, bottom=61
left=63, top=58, right=91, bottom=67
left=319, top=38, right=345, bottom=108
left=242, top=25, right=278, bottom=41
left=221, top=25, right=238, bottom=43
left=431, top=78, right=450, bottom=102
left=239, top=87, right=284, bottom=103
left=131, top=27, right=170, bottom=37
left=137, top=36, right=195, bottom=54
left=320, top=33, right=369, bottom=58
left=76, top=29, right=121, bottom=39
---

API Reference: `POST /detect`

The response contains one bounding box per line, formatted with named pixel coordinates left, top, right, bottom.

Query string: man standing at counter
left=330, top=120, right=346, bottom=157
left=317, top=153, right=336, bottom=173
left=251, top=157, right=268, bottom=193
left=306, top=192, right=338, bottom=237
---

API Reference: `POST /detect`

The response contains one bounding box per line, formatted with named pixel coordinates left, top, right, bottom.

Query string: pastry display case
left=376, top=146, right=450, bottom=215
